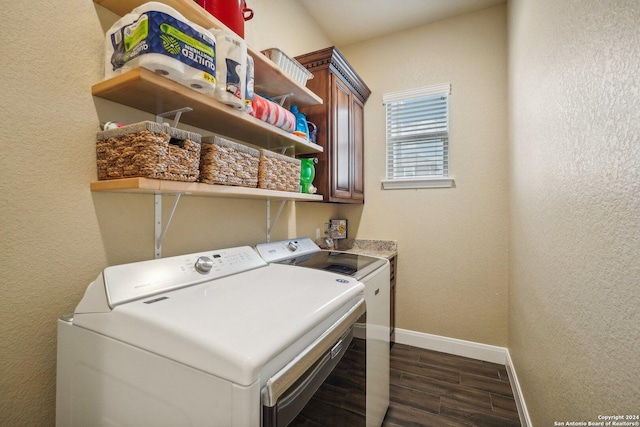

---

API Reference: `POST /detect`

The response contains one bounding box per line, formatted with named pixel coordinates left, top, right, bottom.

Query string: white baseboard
left=393, top=328, right=531, bottom=427
left=394, top=328, right=507, bottom=364
left=505, top=351, right=533, bottom=427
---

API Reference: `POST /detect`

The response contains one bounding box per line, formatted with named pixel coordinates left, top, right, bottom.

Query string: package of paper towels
left=212, top=29, right=246, bottom=110
left=105, top=2, right=216, bottom=95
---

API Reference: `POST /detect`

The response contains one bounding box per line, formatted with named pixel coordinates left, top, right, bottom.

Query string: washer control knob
left=287, top=241, right=299, bottom=252
left=194, top=256, right=214, bottom=274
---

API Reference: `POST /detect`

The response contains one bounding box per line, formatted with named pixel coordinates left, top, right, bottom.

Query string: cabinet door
left=351, top=96, right=365, bottom=201
left=332, top=76, right=352, bottom=199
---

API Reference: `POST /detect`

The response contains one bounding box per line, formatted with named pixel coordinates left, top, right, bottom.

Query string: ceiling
left=299, top=0, right=506, bottom=46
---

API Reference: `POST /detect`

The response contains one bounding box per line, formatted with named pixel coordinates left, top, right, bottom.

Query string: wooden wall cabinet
left=296, top=47, right=371, bottom=203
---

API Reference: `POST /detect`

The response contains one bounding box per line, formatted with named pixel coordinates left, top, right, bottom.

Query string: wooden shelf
left=92, top=68, right=323, bottom=155
left=93, top=0, right=322, bottom=107
left=91, top=178, right=324, bottom=201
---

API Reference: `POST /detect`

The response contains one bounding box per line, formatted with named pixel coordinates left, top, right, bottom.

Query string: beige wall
left=0, top=1, right=334, bottom=425
left=244, top=0, right=331, bottom=57
left=338, top=5, right=510, bottom=345
left=508, top=0, right=640, bottom=424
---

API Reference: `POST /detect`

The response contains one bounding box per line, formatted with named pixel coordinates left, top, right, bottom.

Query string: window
left=382, top=83, right=453, bottom=189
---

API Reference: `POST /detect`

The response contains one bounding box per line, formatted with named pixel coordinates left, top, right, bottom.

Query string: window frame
left=381, top=83, right=454, bottom=190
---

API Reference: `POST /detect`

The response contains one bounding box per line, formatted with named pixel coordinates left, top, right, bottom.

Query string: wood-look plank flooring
left=383, top=343, right=522, bottom=427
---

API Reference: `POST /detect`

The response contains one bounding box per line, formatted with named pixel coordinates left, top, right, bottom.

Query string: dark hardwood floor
left=289, top=338, right=521, bottom=427
left=383, top=343, right=522, bottom=427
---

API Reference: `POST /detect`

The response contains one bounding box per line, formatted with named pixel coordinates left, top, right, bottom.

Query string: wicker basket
left=258, top=150, right=301, bottom=192
left=199, top=136, right=259, bottom=187
left=96, top=121, right=201, bottom=182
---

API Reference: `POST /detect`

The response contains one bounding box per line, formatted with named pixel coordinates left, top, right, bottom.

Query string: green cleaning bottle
left=300, top=158, right=317, bottom=194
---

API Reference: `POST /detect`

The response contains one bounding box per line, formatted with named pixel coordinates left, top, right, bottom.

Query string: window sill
left=381, top=178, right=455, bottom=189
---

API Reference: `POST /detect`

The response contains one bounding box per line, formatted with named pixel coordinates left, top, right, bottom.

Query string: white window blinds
left=383, top=84, right=452, bottom=188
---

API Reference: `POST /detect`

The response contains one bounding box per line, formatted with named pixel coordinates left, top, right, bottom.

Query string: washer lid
left=72, top=263, right=364, bottom=387
left=282, top=250, right=388, bottom=281
left=256, top=238, right=388, bottom=280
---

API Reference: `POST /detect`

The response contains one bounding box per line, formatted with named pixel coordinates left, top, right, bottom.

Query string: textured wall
left=508, top=0, right=640, bottom=423
left=339, top=5, right=509, bottom=346
left=244, top=0, right=331, bottom=57
left=0, top=1, right=333, bottom=425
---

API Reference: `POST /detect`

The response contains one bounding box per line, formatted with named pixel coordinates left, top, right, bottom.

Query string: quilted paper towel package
left=212, top=29, right=246, bottom=110
left=105, top=2, right=216, bottom=95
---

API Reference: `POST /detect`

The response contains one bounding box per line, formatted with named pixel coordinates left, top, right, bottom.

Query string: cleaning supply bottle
left=290, top=105, right=309, bottom=139
left=300, top=158, right=317, bottom=193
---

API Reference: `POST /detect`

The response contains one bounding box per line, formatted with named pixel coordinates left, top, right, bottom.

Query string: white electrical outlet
left=315, top=228, right=321, bottom=239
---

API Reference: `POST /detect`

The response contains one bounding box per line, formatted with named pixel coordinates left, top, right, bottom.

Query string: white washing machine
left=56, top=246, right=366, bottom=426
left=256, top=238, right=390, bottom=427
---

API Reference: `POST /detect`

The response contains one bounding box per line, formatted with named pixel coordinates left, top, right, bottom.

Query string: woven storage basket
left=199, top=136, right=259, bottom=187
left=258, top=150, right=301, bottom=192
left=96, top=121, right=201, bottom=182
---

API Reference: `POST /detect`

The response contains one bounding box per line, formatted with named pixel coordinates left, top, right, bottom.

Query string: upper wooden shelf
left=93, top=68, right=323, bottom=155
left=91, top=178, right=324, bottom=201
left=93, top=0, right=322, bottom=107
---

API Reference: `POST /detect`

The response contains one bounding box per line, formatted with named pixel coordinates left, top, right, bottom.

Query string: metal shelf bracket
left=156, top=106, right=193, bottom=127
left=266, top=199, right=288, bottom=243
left=271, top=93, right=294, bottom=106
left=151, top=107, right=192, bottom=258
left=153, top=195, right=291, bottom=255
left=154, top=193, right=182, bottom=259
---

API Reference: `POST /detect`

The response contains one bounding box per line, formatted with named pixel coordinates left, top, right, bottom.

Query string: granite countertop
left=334, top=239, right=398, bottom=259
